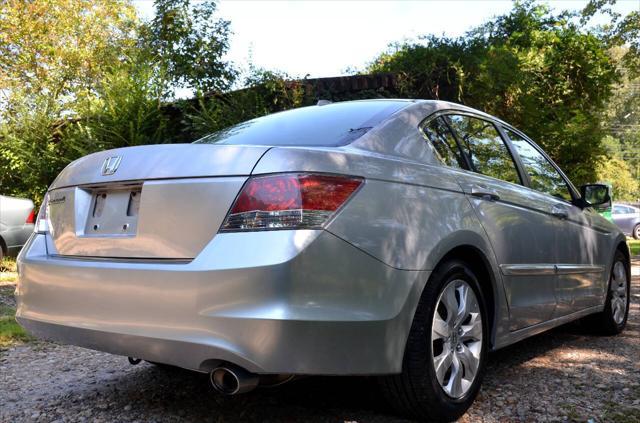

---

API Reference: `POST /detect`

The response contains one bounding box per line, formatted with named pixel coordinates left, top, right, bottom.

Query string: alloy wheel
left=610, top=261, right=628, bottom=325
left=431, top=279, right=483, bottom=399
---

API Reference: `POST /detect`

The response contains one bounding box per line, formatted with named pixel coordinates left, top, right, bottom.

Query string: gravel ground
left=1, top=262, right=638, bottom=423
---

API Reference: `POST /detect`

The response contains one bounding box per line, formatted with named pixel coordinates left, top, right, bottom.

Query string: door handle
left=551, top=205, right=569, bottom=220
left=470, top=186, right=500, bottom=201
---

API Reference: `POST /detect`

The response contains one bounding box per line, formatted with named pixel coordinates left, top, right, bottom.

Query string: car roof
left=347, top=99, right=517, bottom=129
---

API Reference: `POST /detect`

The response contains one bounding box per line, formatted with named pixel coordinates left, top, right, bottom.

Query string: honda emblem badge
left=101, top=156, right=122, bottom=176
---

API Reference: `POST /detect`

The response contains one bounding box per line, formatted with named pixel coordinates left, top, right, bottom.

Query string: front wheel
left=380, top=260, right=488, bottom=422
left=584, top=251, right=630, bottom=335
left=633, top=224, right=640, bottom=240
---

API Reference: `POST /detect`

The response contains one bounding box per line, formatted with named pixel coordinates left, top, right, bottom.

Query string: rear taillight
left=34, top=193, right=50, bottom=234
left=25, top=209, right=35, bottom=224
left=220, top=173, right=363, bottom=231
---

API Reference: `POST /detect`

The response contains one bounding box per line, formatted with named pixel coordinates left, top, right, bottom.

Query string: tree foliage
left=368, top=1, right=625, bottom=186
left=0, top=0, right=638, bottom=205
left=0, top=0, right=140, bottom=201
left=0, top=0, right=138, bottom=115
left=595, top=153, right=639, bottom=201
left=0, top=0, right=234, bottom=202
left=142, top=0, right=235, bottom=97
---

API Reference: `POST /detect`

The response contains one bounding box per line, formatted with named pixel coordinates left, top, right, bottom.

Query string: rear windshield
left=194, top=100, right=410, bottom=147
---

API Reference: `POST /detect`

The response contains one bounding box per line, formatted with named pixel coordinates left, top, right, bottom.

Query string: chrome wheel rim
left=431, top=279, right=483, bottom=399
left=611, top=261, right=628, bottom=325
left=635, top=226, right=640, bottom=239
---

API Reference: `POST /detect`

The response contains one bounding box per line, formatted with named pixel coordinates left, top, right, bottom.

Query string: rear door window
left=505, top=129, right=573, bottom=202
left=421, top=117, right=465, bottom=169
left=444, top=114, right=521, bottom=185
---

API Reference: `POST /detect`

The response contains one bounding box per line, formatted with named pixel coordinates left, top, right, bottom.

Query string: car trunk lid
left=50, top=144, right=269, bottom=189
left=46, top=144, right=269, bottom=259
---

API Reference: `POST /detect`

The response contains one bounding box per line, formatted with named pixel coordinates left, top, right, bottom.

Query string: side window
left=445, top=114, right=521, bottom=185
left=613, top=205, right=624, bottom=215
left=506, top=129, right=573, bottom=202
left=422, top=117, right=465, bottom=168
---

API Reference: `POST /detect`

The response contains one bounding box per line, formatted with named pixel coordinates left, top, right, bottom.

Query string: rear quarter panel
left=252, top=146, right=511, bottom=346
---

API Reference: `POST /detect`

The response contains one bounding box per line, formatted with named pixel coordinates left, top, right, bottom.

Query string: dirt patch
left=1, top=271, right=638, bottom=422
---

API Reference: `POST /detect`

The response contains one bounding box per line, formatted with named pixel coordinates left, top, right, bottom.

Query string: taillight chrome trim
left=34, top=193, right=50, bottom=234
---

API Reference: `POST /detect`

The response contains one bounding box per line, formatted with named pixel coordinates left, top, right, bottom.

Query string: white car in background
left=0, top=195, right=36, bottom=260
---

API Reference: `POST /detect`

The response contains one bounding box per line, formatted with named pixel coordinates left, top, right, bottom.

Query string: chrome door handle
left=551, top=205, right=569, bottom=220
left=470, top=186, right=500, bottom=201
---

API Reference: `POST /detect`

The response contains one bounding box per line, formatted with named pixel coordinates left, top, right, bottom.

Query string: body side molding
left=500, top=263, right=604, bottom=276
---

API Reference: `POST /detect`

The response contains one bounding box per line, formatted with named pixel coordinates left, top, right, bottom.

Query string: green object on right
left=600, top=210, right=613, bottom=222
left=597, top=184, right=613, bottom=222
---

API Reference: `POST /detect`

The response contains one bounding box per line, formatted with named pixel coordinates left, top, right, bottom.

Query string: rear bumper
left=16, top=231, right=428, bottom=375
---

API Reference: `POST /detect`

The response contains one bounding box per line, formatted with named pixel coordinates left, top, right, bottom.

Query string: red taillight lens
left=25, top=209, right=35, bottom=224
left=221, top=173, right=363, bottom=231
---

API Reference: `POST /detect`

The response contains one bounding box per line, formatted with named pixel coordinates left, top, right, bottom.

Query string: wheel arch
left=615, top=238, right=631, bottom=281
left=419, top=231, right=508, bottom=351
left=434, top=245, right=498, bottom=349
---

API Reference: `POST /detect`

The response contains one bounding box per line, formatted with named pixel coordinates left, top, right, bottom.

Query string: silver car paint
left=18, top=229, right=429, bottom=374
left=50, top=144, right=270, bottom=189
left=47, top=178, right=247, bottom=259
left=16, top=99, right=626, bottom=375
left=0, top=195, right=35, bottom=255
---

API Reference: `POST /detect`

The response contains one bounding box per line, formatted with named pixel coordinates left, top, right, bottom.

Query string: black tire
left=380, top=259, right=489, bottom=422
left=633, top=224, right=640, bottom=240
left=584, top=250, right=630, bottom=335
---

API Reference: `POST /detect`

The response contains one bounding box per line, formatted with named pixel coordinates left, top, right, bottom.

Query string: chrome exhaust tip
left=210, top=364, right=259, bottom=395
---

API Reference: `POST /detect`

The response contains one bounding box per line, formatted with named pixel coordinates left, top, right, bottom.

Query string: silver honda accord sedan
left=16, top=100, right=630, bottom=421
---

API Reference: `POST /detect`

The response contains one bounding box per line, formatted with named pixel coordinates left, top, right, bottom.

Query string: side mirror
left=579, top=184, right=611, bottom=210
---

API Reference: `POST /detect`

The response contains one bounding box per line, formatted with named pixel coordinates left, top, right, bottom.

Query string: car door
left=503, top=129, right=606, bottom=314
left=436, top=113, right=559, bottom=331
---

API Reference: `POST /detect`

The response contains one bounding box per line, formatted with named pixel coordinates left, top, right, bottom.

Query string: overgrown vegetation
left=0, top=258, right=27, bottom=349
left=0, top=0, right=638, bottom=203
left=367, top=0, right=639, bottom=190
left=0, top=305, right=30, bottom=349
left=0, top=257, right=16, bottom=275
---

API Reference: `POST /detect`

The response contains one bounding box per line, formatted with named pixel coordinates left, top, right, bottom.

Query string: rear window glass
left=194, top=101, right=410, bottom=147
left=445, top=115, right=521, bottom=185
left=422, top=117, right=465, bottom=168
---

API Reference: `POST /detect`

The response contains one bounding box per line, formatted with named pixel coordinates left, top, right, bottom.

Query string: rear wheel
left=380, top=260, right=488, bottom=422
left=633, top=224, right=640, bottom=240
left=585, top=251, right=630, bottom=335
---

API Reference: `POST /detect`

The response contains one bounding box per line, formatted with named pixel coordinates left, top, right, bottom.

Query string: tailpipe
left=210, top=364, right=259, bottom=395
